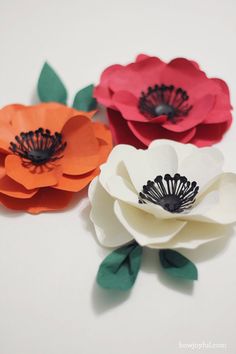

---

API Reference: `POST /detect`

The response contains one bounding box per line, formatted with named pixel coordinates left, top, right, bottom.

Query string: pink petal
left=127, top=120, right=196, bottom=146
left=162, top=95, right=215, bottom=132
left=107, top=109, right=146, bottom=148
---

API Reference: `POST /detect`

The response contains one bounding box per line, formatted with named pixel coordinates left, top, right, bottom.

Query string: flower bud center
left=9, top=128, right=67, bottom=165
left=138, top=84, right=193, bottom=122
left=139, top=173, right=199, bottom=213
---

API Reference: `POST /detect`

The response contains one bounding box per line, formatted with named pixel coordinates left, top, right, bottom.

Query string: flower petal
left=109, top=57, right=165, bottom=96
left=54, top=168, right=100, bottom=192
left=61, top=116, right=100, bottom=175
left=128, top=120, right=196, bottom=146
left=191, top=121, right=232, bottom=147
left=204, top=109, right=232, bottom=125
left=92, top=121, right=113, bottom=165
left=199, top=173, right=236, bottom=224
left=5, top=155, right=62, bottom=190
left=99, top=144, right=136, bottom=191
left=89, top=178, right=133, bottom=247
left=149, top=139, right=197, bottom=162
left=178, top=146, right=224, bottom=190
left=149, top=222, right=232, bottom=249
left=112, top=91, right=148, bottom=122
left=11, top=103, right=80, bottom=134
left=0, top=122, right=16, bottom=153
left=107, top=109, right=146, bottom=148
left=0, top=188, right=73, bottom=214
left=0, top=104, right=25, bottom=124
left=114, top=200, right=186, bottom=246
left=94, top=86, right=114, bottom=108
left=135, top=54, right=151, bottom=62
left=0, top=174, right=38, bottom=199
left=122, top=144, right=178, bottom=192
left=162, top=95, right=215, bottom=132
left=92, top=121, right=112, bottom=145
left=98, top=64, right=123, bottom=86
left=161, top=58, right=207, bottom=90
left=106, top=174, right=173, bottom=219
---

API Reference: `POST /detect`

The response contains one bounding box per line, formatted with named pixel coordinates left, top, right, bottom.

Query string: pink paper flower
left=94, top=54, right=232, bottom=148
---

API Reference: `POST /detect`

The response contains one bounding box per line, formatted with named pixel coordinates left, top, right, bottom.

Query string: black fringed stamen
left=9, top=128, right=67, bottom=165
left=139, top=174, right=199, bottom=213
left=138, top=84, right=193, bottom=121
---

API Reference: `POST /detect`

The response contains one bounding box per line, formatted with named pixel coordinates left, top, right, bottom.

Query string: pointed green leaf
left=159, top=249, right=198, bottom=280
left=72, top=84, right=97, bottom=111
left=97, top=242, right=143, bottom=291
left=37, top=62, right=67, bottom=104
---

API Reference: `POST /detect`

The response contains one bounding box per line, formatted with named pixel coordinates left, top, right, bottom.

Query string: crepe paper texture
left=0, top=103, right=112, bottom=214
left=89, top=139, right=236, bottom=290
left=94, top=54, right=232, bottom=148
left=159, top=249, right=198, bottom=280
left=97, top=242, right=143, bottom=291
left=37, top=62, right=97, bottom=112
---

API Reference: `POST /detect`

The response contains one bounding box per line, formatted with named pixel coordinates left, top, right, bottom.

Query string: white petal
left=149, top=139, right=197, bottom=162
left=106, top=174, right=174, bottom=219
left=202, top=173, right=236, bottom=224
left=178, top=147, right=224, bottom=191
left=99, top=144, right=136, bottom=192
left=123, top=145, right=178, bottom=193
left=114, top=200, right=186, bottom=246
left=176, top=190, right=219, bottom=222
left=149, top=222, right=233, bottom=249
left=89, top=177, right=133, bottom=248
left=170, top=173, right=236, bottom=224
left=106, top=175, right=139, bottom=202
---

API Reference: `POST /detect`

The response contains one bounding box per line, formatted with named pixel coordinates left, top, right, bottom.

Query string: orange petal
left=5, top=155, right=62, bottom=190
left=97, top=138, right=112, bottom=165
left=0, top=175, right=38, bottom=199
left=11, top=103, right=92, bottom=134
left=0, top=122, right=16, bottom=153
left=0, top=155, right=5, bottom=178
left=0, top=104, right=25, bottom=124
left=61, top=115, right=100, bottom=175
left=92, top=122, right=113, bottom=164
left=0, top=154, right=38, bottom=198
left=0, top=188, right=73, bottom=214
left=54, top=168, right=100, bottom=192
left=92, top=121, right=113, bottom=145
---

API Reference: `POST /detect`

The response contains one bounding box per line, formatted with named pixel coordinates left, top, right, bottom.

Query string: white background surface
left=0, top=1, right=236, bottom=353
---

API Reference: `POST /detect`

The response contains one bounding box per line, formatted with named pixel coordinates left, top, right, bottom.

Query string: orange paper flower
left=0, top=103, right=112, bottom=214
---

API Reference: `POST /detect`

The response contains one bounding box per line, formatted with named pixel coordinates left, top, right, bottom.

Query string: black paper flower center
left=139, top=173, right=199, bottom=213
left=9, top=128, right=67, bottom=165
left=138, top=84, right=193, bottom=121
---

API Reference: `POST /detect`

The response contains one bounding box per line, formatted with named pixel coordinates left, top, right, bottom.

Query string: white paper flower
left=89, top=139, right=236, bottom=250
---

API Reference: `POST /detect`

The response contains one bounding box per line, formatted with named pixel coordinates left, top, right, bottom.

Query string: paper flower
left=94, top=54, right=232, bottom=148
left=89, top=139, right=236, bottom=290
left=0, top=103, right=112, bottom=214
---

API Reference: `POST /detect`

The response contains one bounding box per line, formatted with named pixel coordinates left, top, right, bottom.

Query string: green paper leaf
left=37, top=62, right=67, bottom=104
left=159, top=249, right=198, bottom=280
left=72, top=84, right=97, bottom=111
left=97, top=242, right=143, bottom=291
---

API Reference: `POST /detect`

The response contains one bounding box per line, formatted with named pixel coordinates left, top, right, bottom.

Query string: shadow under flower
left=0, top=204, right=22, bottom=218
left=91, top=280, right=131, bottom=315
